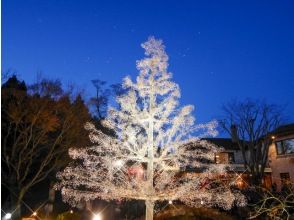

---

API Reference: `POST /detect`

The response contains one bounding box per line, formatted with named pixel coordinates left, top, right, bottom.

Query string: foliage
left=56, top=211, right=80, bottom=220
left=155, top=205, right=236, bottom=220
left=1, top=75, right=91, bottom=217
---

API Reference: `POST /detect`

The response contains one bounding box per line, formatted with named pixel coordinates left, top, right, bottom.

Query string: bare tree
left=249, top=184, right=294, bottom=220
left=90, top=79, right=110, bottom=120
left=219, top=99, right=284, bottom=185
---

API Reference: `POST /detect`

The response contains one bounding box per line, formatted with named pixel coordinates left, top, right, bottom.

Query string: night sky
left=3, top=0, right=294, bottom=125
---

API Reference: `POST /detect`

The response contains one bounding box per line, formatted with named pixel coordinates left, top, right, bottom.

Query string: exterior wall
left=268, top=134, right=294, bottom=191
left=218, top=148, right=272, bottom=189
left=233, top=150, right=244, bottom=164
left=216, top=150, right=244, bottom=164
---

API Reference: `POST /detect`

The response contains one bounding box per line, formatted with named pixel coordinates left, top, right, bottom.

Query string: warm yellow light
left=236, top=178, right=243, bottom=187
left=32, top=212, right=37, bottom=216
left=93, top=213, right=102, bottom=220
left=168, top=200, right=173, bottom=204
left=70, top=210, right=73, bottom=214
left=271, top=135, right=275, bottom=139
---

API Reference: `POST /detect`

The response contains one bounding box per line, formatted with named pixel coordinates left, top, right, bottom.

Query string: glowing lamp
left=4, top=213, right=12, bottom=219
left=93, top=213, right=102, bottom=220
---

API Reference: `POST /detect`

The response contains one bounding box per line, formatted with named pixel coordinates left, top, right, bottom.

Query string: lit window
left=275, top=139, right=294, bottom=155
left=215, top=152, right=235, bottom=164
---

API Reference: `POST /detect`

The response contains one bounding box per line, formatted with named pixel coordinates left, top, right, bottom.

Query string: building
left=204, top=138, right=271, bottom=189
left=204, top=123, right=294, bottom=191
left=268, top=124, right=294, bottom=191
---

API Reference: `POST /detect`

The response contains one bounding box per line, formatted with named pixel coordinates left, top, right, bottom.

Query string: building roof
left=271, top=123, right=294, bottom=136
left=202, top=123, right=294, bottom=150
left=202, top=138, right=240, bottom=151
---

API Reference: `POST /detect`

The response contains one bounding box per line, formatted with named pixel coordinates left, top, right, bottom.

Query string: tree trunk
left=145, top=200, right=154, bottom=220
left=45, top=181, right=56, bottom=217
left=10, top=191, right=22, bottom=220
left=145, top=75, right=155, bottom=220
left=250, top=172, right=262, bottom=186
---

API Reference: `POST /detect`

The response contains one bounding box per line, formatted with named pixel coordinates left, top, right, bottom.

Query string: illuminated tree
left=57, top=37, right=246, bottom=220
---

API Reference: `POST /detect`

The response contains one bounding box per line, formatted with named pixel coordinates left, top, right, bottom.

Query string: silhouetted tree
left=90, top=79, right=110, bottom=120
left=219, top=99, right=284, bottom=185
left=1, top=76, right=91, bottom=219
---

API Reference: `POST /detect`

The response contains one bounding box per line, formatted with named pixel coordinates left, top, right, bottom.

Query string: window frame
left=280, top=172, right=290, bottom=185
left=228, top=152, right=235, bottom=164
left=215, top=152, right=235, bottom=164
left=275, top=138, right=294, bottom=156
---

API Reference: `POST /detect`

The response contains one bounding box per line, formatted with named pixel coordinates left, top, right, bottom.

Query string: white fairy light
left=113, top=160, right=124, bottom=168
left=56, top=36, right=246, bottom=220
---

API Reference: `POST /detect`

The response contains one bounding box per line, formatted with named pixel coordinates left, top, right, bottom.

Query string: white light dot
left=4, top=213, right=12, bottom=219
left=168, top=200, right=173, bottom=204
left=114, top=160, right=123, bottom=168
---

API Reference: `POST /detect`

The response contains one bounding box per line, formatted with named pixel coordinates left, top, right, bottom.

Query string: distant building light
left=271, top=136, right=275, bottom=140
left=70, top=210, right=74, bottom=214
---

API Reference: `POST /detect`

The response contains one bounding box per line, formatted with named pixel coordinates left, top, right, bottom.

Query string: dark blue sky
left=3, top=0, right=294, bottom=124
